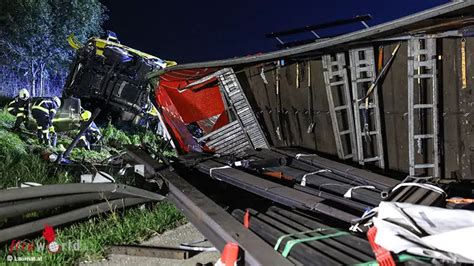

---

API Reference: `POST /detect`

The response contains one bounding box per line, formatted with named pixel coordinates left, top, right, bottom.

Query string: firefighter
left=6, top=89, right=30, bottom=131
left=77, top=110, right=102, bottom=150
left=31, top=97, right=61, bottom=146
left=133, top=103, right=160, bottom=131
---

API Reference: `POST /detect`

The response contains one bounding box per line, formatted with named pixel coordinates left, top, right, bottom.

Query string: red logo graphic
left=42, top=225, right=61, bottom=253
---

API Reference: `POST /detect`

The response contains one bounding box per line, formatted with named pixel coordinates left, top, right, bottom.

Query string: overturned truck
left=138, top=1, right=474, bottom=264
left=152, top=2, right=474, bottom=180
left=62, top=34, right=176, bottom=128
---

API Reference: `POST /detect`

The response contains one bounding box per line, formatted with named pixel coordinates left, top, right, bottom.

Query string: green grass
left=0, top=202, right=185, bottom=265
left=0, top=110, right=71, bottom=188
left=0, top=108, right=183, bottom=264
left=67, top=122, right=172, bottom=163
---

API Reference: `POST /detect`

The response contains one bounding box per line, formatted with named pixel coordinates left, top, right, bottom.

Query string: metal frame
left=322, top=53, right=357, bottom=161
left=217, top=68, right=270, bottom=150
left=349, top=46, right=385, bottom=168
left=407, top=37, right=440, bottom=178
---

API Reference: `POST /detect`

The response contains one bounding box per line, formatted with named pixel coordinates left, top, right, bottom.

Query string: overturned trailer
left=152, top=1, right=474, bottom=180
left=138, top=2, right=474, bottom=263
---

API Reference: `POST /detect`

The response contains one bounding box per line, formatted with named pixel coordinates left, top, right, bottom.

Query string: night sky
left=101, top=0, right=448, bottom=64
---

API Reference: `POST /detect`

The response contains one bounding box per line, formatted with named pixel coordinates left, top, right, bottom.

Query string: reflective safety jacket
left=32, top=98, right=59, bottom=117
left=88, top=122, right=101, bottom=137
left=81, top=121, right=102, bottom=144
left=6, top=97, right=29, bottom=118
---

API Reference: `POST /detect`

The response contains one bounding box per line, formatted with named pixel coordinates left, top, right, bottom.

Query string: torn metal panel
left=156, top=67, right=268, bottom=156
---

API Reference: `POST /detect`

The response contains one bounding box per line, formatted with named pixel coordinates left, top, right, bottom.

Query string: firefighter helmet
left=53, top=97, right=61, bottom=108
left=81, top=110, right=92, bottom=121
left=19, top=89, right=30, bottom=100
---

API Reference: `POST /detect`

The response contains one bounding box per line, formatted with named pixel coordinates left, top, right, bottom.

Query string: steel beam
left=272, top=148, right=398, bottom=188
left=106, top=245, right=200, bottom=259
left=161, top=168, right=292, bottom=266
left=197, top=160, right=357, bottom=223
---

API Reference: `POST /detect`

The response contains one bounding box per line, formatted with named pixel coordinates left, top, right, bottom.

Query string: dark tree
left=0, top=0, right=107, bottom=97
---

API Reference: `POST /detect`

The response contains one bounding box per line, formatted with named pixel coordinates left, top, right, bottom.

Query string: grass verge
left=0, top=108, right=184, bottom=264
left=1, top=202, right=185, bottom=265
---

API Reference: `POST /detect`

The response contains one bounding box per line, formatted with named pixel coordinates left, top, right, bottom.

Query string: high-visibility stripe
left=79, top=136, right=86, bottom=140
left=147, top=105, right=159, bottom=116
left=16, top=113, right=25, bottom=117
left=18, top=107, right=25, bottom=111
left=67, top=34, right=83, bottom=50
left=32, top=99, right=54, bottom=114
left=50, top=109, right=57, bottom=114
left=52, top=117, right=74, bottom=122
left=35, top=100, right=52, bottom=106
left=42, top=129, right=49, bottom=133
left=96, top=40, right=107, bottom=49
left=7, top=107, right=14, bottom=111
left=32, top=106, right=49, bottom=114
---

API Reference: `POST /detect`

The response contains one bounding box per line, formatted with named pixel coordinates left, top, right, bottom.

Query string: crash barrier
left=0, top=183, right=164, bottom=243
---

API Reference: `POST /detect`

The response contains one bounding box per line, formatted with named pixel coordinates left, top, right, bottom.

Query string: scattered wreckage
left=2, top=1, right=474, bottom=265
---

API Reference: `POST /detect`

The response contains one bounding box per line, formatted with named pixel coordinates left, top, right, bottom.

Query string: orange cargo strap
left=377, top=46, right=384, bottom=73
left=367, top=227, right=395, bottom=266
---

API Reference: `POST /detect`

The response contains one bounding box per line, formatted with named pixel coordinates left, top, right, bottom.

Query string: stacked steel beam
left=190, top=148, right=400, bottom=224
left=231, top=206, right=429, bottom=265
left=232, top=206, right=376, bottom=264
left=128, top=147, right=447, bottom=264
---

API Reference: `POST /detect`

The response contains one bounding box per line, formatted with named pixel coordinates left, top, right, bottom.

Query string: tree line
left=0, top=0, right=107, bottom=97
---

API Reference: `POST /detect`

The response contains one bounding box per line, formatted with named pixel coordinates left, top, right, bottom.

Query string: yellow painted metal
left=91, top=37, right=177, bottom=66
left=67, top=34, right=83, bottom=50
left=461, top=38, right=467, bottom=90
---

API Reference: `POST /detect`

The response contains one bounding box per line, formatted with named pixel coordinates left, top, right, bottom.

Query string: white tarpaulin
left=373, top=202, right=474, bottom=263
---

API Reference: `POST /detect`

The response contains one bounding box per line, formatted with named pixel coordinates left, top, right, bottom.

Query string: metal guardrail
left=161, top=168, right=292, bottom=266
left=0, top=183, right=165, bottom=243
